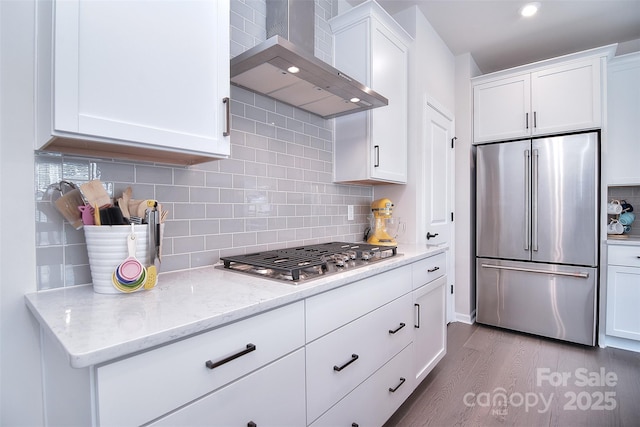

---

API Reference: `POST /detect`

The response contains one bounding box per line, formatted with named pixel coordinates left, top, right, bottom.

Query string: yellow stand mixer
left=367, top=198, right=397, bottom=246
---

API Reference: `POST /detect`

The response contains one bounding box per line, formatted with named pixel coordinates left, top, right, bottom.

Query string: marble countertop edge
left=24, top=244, right=447, bottom=368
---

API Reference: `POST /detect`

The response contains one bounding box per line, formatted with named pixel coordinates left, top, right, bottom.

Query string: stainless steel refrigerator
left=476, top=132, right=599, bottom=346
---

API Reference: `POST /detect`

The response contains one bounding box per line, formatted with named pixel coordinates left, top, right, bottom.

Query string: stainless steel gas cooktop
left=219, top=242, right=398, bottom=283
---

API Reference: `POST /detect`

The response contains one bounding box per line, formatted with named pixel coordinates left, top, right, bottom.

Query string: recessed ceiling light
left=520, top=2, right=541, bottom=17
left=287, top=66, right=300, bottom=74
left=350, top=97, right=360, bottom=103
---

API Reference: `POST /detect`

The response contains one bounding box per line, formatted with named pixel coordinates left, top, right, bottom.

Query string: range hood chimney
left=230, top=0, right=388, bottom=119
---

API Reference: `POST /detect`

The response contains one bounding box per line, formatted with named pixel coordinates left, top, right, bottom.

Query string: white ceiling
left=355, top=0, right=640, bottom=74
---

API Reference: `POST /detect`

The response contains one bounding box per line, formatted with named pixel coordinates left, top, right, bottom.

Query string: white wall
left=453, top=53, right=481, bottom=323
left=0, top=0, right=45, bottom=425
left=373, top=6, right=455, bottom=244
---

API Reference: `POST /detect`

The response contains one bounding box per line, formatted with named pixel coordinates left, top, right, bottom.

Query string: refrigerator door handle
left=532, top=149, right=539, bottom=252
left=524, top=149, right=531, bottom=251
left=481, top=263, right=590, bottom=279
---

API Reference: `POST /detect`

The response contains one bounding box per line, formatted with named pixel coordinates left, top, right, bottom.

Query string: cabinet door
left=413, top=276, right=446, bottom=384
left=149, top=349, right=306, bottom=427
left=607, top=53, right=640, bottom=186
left=606, top=265, right=640, bottom=341
left=531, top=57, right=601, bottom=136
left=54, top=0, right=230, bottom=156
left=331, top=2, right=409, bottom=184
left=370, top=22, right=408, bottom=183
left=473, top=74, right=531, bottom=143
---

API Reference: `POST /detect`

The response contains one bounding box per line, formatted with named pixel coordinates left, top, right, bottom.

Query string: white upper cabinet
left=330, top=0, right=411, bottom=184
left=36, top=0, right=230, bottom=165
left=531, top=59, right=601, bottom=135
left=473, top=74, right=531, bottom=143
left=473, top=46, right=614, bottom=144
left=607, top=52, right=640, bottom=186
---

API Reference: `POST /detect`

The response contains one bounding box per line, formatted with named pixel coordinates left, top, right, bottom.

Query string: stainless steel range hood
left=230, top=0, right=388, bottom=119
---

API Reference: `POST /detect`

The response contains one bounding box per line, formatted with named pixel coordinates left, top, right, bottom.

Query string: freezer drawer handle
left=481, top=264, right=589, bottom=279
left=205, top=343, right=256, bottom=370
left=334, top=354, right=359, bottom=372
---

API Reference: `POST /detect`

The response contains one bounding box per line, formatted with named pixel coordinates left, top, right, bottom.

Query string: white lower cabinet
left=606, top=245, right=640, bottom=341
left=149, top=349, right=306, bottom=427
left=83, top=256, right=447, bottom=426
left=413, top=275, right=447, bottom=383
left=306, top=292, right=413, bottom=423
left=310, top=343, right=414, bottom=427
left=95, top=301, right=304, bottom=426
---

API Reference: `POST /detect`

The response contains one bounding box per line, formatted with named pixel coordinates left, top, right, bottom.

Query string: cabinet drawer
left=96, top=301, right=304, bottom=427
left=609, top=245, right=640, bottom=267
left=306, top=264, right=412, bottom=342
left=412, top=252, right=446, bottom=289
left=149, top=349, right=306, bottom=427
left=310, top=343, right=414, bottom=427
left=306, top=293, right=412, bottom=423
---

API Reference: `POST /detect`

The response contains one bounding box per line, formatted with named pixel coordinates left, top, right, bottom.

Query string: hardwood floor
left=385, top=322, right=640, bottom=427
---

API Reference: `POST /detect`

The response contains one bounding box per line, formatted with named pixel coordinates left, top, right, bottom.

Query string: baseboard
left=601, top=335, right=640, bottom=353
left=454, top=309, right=476, bottom=325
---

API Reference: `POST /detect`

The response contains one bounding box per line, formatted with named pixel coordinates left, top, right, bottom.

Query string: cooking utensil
left=116, top=186, right=133, bottom=219
left=52, top=181, right=86, bottom=229
left=80, top=180, right=112, bottom=209
left=144, top=265, right=158, bottom=290
left=114, top=224, right=146, bottom=283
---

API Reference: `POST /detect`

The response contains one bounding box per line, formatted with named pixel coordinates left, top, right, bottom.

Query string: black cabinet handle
left=247, top=422, right=257, bottom=427
left=426, top=232, right=438, bottom=240
left=388, top=377, right=406, bottom=393
left=533, top=111, right=537, bottom=128
left=526, top=112, right=529, bottom=129
left=374, top=145, right=380, bottom=167
left=223, top=97, right=231, bottom=137
left=205, top=343, right=256, bottom=370
left=352, top=424, right=359, bottom=427
left=427, top=266, right=440, bottom=273
left=388, top=322, right=406, bottom=334
left=415, top=303, right=420, bottom=328
left=333, top=354, right=359, bottom=372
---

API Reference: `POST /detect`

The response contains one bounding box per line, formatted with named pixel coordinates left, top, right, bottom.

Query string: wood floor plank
left=384, top=323, right=640, bottom=427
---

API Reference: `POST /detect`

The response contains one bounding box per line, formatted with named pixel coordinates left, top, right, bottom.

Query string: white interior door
left=423, top=99, right=455, bottom=323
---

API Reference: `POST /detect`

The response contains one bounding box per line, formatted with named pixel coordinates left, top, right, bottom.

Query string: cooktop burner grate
left=220, top=242, right=397, bottom=281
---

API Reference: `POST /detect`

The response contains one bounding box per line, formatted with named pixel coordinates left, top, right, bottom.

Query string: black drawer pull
left=389, top=377, right=406, bottom=393
left=247, top=422, right=257, bottom=427
left=388, top=322, right=406, bottom=334
left=333, top=354, right=359, bottom=372
left=352, top=424, right=359, bottom=427
left=427, top=266, right=440, bottom=273
left=415, top=303, right=420, bottom=328
left=205, top=343, right=256, bottom=370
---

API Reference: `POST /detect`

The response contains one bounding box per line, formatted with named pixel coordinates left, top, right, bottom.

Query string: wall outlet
left=347, top=205, right=354, bottom=221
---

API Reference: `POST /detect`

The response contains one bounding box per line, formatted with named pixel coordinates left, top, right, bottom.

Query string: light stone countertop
left=25, top=244, right=446, bottom=369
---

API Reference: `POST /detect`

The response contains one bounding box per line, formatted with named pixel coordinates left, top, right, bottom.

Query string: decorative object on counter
left=608, top=199, right=634, bottom=236
left=77, top=185, right=166, bottom=294
left=85, top=224, right=150, bottom=294
left=367, top=198, right=403, bottom=246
